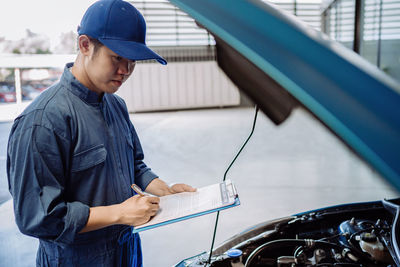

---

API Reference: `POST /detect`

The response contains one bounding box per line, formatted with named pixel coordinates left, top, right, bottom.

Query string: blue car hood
left=169, top=0, right=400, bottom=191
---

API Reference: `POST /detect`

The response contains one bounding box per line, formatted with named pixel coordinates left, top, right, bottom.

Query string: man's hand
left=168, top=183, right=197, bottom=195
left=145, top=178, right=196, bottom=196
left=79, top=179, right=196, bottom=233
left=79, top=194, right=160, bottom=233
left=117, top=195, right=160, bottom=226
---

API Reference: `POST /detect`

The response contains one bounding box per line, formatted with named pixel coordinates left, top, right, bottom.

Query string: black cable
left=319, top=233, right=345, bottom=242
left=206, top=105, right=259, bottom=265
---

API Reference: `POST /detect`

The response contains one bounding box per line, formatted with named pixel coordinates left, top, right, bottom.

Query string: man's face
left=84, top=43, right=136, bottom=95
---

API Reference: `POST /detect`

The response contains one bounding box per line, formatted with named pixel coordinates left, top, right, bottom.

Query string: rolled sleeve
left=56, top=201, right=90, bottom=244
left=135, top=169, right=158, bottom=191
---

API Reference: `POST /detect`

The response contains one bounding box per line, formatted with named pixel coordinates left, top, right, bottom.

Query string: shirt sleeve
left=7, top=119, right=90, bottom=245
left=130, top=126, right=158, bottom=190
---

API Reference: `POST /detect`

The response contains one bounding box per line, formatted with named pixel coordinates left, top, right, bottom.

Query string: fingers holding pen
left=142, top=195, right=160, bottom=216
left=137, top=195, right=160, bottom=222
left=131, top=183, right=159, bottom=211
left=146, top=195, right=160, bottom=205
left=136, top=195, right=160, bottom=213
left=118, top=194, right=160, bottom=226
left=131, top=183, right=159, bottom=215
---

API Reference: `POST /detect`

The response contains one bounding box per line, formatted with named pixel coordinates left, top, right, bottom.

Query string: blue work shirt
left=7, top=63, right=158, bottom=266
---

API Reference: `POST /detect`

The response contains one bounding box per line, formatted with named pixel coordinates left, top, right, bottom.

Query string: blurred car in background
left=0, top=85, right=16, bottom=103
left=30, top=82, right=48, bottom=92
left=0, top=82, right=47, bottom=102
left=22, top=85, right=42, bottom=100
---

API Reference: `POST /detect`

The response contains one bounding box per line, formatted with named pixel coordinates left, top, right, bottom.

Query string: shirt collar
left=62, top=62, right=103, bottom=105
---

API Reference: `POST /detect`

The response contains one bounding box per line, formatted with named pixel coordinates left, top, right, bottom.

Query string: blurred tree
left=12, top=48, right=21, bottom=54
left=21, top=29, right=51, bottom=54
left=53, top=31, right=77, bottom=54
left=1, top=29, right=51, bottom=54
left=35, top=48, right=51, bottom=54
left=0, top=69, right=13, bottom=82
left=0, top=29, right=77, bottom=54
left=4, top=69, right=15, bottom=83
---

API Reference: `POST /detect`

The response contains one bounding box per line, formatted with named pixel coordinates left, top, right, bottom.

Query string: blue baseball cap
left=78, top=0, right=167, bottom=65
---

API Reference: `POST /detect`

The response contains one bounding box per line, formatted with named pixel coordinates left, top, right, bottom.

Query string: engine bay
left=177, top=199, right=400, bottom=267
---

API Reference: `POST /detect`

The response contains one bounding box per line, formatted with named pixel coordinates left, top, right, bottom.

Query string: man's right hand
left=79, top=195, right=160, bottom=233
left=117, top=195, right=160, bottom=226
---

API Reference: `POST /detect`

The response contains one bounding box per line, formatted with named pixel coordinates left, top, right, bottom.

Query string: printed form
left=133, top=179, right=239, bottom=232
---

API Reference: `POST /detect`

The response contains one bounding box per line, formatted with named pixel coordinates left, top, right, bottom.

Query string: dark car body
left=168, top=0, right=400, bottom=266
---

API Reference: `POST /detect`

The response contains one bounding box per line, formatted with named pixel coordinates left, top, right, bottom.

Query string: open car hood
left=168, top=0, right=400, bottom=191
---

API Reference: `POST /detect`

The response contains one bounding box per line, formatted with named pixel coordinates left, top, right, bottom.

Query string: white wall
left=117, top=61, right=240, bottom=112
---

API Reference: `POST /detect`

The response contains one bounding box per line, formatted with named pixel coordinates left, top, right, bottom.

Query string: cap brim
left=99, top=38, right=167, bottom=65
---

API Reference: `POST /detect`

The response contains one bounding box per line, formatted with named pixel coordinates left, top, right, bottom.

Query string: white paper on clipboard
left=132, top=179, right=239, bottom=233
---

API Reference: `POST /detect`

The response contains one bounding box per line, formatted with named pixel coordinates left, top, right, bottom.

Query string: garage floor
left=0, top=107, right=398, bottom=266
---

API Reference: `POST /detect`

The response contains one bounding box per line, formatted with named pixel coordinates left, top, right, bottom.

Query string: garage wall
left=117, top=61, right=240, bottom=112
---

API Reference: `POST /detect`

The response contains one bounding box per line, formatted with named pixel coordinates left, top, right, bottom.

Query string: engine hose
left=244, top=239, right=375, bottom=267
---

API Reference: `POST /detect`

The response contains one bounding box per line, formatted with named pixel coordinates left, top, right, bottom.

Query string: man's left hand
left=169, top=183, right=197, bottom=194
left=145, top=178, right=196, bottom=196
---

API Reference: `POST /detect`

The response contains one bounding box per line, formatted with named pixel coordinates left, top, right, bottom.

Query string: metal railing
left=131, top=0, right=322, bottom=49
left=322, top=0, right=400, bottom=80
left=322, top=0, right=358, bottom=48
left=131, top=0, right=214, bottom=47
left=266, top=0, right=322, bottom=30
left=322, top=0, right=400, bottom=48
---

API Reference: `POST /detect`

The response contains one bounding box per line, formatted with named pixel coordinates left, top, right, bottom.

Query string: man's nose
left=118, top=59, right=134, bottom=75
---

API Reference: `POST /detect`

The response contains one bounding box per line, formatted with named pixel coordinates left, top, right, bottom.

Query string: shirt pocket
left=71, top=144, right=107, bottom=172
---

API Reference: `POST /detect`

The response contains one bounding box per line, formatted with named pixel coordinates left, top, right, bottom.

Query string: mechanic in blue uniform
left=6, top=0, right=195, bottom=266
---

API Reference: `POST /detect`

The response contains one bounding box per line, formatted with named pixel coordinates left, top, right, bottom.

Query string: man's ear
left=77, top=35, right=91, bottom=56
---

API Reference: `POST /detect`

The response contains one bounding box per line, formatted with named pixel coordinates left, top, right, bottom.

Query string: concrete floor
left=0, top=107, right=398, bottom=267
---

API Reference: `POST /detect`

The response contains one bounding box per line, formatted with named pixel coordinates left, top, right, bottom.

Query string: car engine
left=242, top=218, right=393, bottom=267
left=177, top=199, right=400, bottom=267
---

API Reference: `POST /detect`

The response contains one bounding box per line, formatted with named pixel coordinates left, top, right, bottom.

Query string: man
left=6, top=0, right=195, bottom=266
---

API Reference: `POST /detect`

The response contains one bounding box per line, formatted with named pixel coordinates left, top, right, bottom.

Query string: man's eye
left=114, top=56, right=122, bottom=61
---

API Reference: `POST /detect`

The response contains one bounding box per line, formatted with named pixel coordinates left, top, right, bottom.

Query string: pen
left=131, top=184, right=145, bottom=196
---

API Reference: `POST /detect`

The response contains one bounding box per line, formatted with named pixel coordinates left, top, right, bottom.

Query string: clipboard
left=132, top=179, right=240, bottom=233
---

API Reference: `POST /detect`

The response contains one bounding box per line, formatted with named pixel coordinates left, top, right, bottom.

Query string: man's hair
left=88, top=36, right=104, bottom=55
left=77, top=35, right=104, bottom=55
